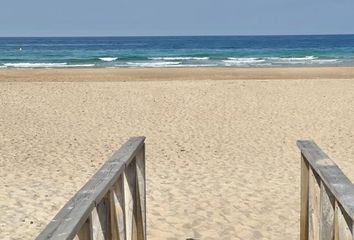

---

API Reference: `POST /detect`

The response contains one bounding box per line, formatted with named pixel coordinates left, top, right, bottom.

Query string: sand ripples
left=1, top=79, right=354, bottom=239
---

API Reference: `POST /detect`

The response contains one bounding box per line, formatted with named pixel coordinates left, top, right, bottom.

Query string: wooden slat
left=74, top=219, right=90, bottom=240
left=124, top=160, right=138, bottom=240
left=90, top=207, right=105, bottom=240
left=100, top=197, right=111, bottom=239
left=90, top=197, right=111, bottom=240
left=110, top=176, right=125, bottom=240
left=135, top=145, right=146, bottom=240
left=335, top=201, right=353, bottom=240
left=320, top=182, right=335, bottom=240
left=301, top=155, right=310, bottom=240
left=308, top=167, right=321, bottom=240
left=297, top=141, right=354, bottom=221
left=36, top=137, right=145, bottom=240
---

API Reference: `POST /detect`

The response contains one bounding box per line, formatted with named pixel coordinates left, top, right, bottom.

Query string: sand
left=2, top=67, right=354, bottom=82
left=1, top=67, right=354, bottom=240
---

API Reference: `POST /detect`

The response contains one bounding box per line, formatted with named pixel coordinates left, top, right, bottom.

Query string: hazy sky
left=1, top=0, right=354, bottom=36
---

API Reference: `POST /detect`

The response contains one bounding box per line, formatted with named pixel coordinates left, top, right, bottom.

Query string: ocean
left=0, top=35, right=354, bottom=68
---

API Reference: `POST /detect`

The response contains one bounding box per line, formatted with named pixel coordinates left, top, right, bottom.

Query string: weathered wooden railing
left=298, top=140, right=354, bottom=240
left=36, top=136, right=146, bottom=240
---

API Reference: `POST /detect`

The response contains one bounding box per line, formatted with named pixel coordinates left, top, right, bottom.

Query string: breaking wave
left=149, top=57, right=209, bottom=61
left=99, top=57, right=118, bottom=62
left=126, top=61, right=181, bottom=67
left=223, top=58, right=266, bottom=65
left=4, top=63, right=95, bottom=68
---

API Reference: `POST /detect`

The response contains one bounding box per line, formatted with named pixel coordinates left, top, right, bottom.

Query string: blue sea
left=1, top=35, right=354, bottom=68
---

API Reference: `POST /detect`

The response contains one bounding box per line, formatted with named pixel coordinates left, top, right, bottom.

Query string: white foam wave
left=162, top=64, right=218, bottom=67
left=4, top=63, right=95, bottom=68
left=227, top=57, right=259, bottom=61
left=4, top=63, right=68, bottom=68
left=267, top=56, right=318, bottom=61
left=99, top=57, right=118, bottom=62
left=114, top=63, right=218, bottom=68
left=126, top=61, right=181, bottom=67
left=0, top=66, right=7, bottom=69
left=311, top=59, right=339, bottom=64
left=222, top=56, right=339, bottom=66
left=223, top=58, right=266, bottom=65
left=149, top=57, right=209, bottom=61
left=65, top=64, right=96, bottom=67
left=224, top=63, right=272, bottom=67
left=265, top=56, right=340, bottom=65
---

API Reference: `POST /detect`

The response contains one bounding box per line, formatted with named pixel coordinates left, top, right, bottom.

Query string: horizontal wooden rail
left=297, top=140, right=354, bottom=240
left=36, top=136, right=146, bottom=240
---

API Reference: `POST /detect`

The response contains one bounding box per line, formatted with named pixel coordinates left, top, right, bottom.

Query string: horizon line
left=1, top=33, right=354, bottom=38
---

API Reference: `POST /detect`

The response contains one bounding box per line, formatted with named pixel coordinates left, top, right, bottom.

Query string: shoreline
left=1, top=66, right=354, bottom=82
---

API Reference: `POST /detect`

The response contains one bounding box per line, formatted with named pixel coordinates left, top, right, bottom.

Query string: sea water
left=0, top=35, right=354, bottom=68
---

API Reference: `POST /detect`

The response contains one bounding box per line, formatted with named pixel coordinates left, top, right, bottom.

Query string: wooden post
left=90, top=207, right=105, bottom=240
left=301, top=155, right=310, bottom=240
left=74, top=219, right=91, bottom=240
left=124, top=159, right=138, bottom=240
left=110, top=176, right=125, bottom=240
left=320, top=182, right=335, bottom=240
left=135, top=145, right=146, bottom=240
left=34, top=137, right=146, bottom=240
left=335, top=201, right=353, bottom=240
left=308, top=167, right=321, bottom=240
left=298, top=140, right=354, bottom=240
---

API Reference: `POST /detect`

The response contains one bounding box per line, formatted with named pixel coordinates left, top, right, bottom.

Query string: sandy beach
left=1, top=67, right=354, bottom=240
left=2, top=67, right=354, bottom=82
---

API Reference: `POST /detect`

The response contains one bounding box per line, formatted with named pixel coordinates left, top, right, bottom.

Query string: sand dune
left=1, top=69, right=354, bottom=239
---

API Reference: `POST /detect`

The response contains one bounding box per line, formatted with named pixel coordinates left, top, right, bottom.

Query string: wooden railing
left=36, top=136, right=146, bottom=240
left=298, top=140, right=354, bottom=240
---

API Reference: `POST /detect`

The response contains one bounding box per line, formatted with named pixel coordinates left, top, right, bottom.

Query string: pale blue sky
left=1, top=0, right=354, bottom=36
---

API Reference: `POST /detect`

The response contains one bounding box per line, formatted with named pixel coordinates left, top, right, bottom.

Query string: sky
left=1, top=0, right=354, bottom=37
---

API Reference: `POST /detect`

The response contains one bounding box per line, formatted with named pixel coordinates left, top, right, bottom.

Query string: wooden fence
left=36, top=136, right=146, bottom=240
left=298, top=140, right=354, bottom=240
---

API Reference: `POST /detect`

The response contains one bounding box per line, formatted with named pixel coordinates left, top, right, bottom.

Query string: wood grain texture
left=320, top=182, right=335, bottom=240
left=335, top=201, right=353, bottom=240
left=135, top=145, right=146, bottom=240
left=36, top=137, right=145, bottom=240
left=110, top=177, right=125, bottom=240
left=308, top=167, right=321, bottom=240
left=75, top=219, right=90, bottom=240
left=301, top=155, right=310, bottom=240
left=90, top=207, right=105, bottom=240
left=297, top=140, right=354, bottom=221
left=124, top=160, right=137, bottom=240
left=298, top=140, right=354, bottom=240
